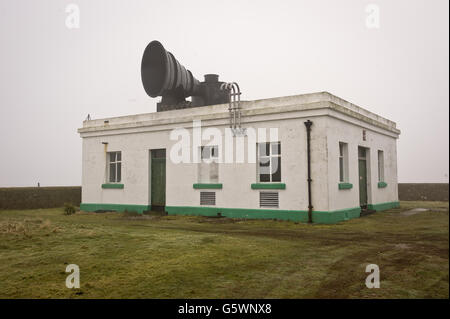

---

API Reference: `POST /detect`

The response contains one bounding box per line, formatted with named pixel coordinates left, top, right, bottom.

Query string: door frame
left=149, top=149, right=166, bottom=211
left=358, top=146, right=369, bottom=208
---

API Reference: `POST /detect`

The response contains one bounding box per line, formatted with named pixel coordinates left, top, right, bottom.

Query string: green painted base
left=80, top=203, right=150, bottom=214
left=166, top=206, right=362, bottom=224
left=78, top=201, right=400, bottom=222
left=367, top=201, right=399, bottom=211
left=313, top=207, right=361, bottom=223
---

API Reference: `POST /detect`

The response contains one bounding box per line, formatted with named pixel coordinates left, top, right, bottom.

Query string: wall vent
left=200, top=192, right=216, bottom=206
left=259, top=191, right=279, bottom=208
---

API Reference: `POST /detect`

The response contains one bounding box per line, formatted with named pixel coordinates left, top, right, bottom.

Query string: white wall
left=326, top=115, right=399, bottom=211
left=168, top=116, right=329, bottom=211
left=80, top=92, right=400, bottom=212
left=82, top=115, right=331, bottom=211
left=82, top=130, right=170, bottom=206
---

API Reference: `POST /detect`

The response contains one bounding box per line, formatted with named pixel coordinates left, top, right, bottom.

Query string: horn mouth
left=141, top=40, right=168, bottom=97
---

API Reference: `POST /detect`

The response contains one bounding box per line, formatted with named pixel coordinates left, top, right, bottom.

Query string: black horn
left=141, top=40, right=229, bottom=111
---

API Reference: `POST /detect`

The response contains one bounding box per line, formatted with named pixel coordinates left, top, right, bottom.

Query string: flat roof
left=78, top=91, right=400, bottom=135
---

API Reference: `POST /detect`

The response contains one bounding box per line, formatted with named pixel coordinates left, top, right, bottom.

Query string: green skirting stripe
left=167, top=206, right=307, bottom=222
left=80, top=203, right=150, bottom=214
left=166, top=206, right=361, bottom=224
left=338, top=183, right=353, bottom=190
left=101, top=183, right=124, bottom=189
left=193, top=183, right=223, bottom=189
left=312, top=207, right=361, bottom=224
left=367, top=201, right=399, bottom=212
left=251, top=183, right=286, bottom=190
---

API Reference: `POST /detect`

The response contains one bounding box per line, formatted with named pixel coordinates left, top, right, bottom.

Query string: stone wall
left=0, top=183, right=447, bottom=211
left=0, top=187, right=81, bottom=210
left=398, top=183, right=449, bottom=201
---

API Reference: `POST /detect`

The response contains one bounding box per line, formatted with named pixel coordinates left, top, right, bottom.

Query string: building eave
left=78, top=91, right=400, bottom=136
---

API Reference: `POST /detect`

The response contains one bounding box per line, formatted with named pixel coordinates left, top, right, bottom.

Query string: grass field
left=0, top=201, right=448, bottom=299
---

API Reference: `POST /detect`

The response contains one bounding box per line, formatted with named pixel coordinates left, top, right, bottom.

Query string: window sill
left=378, top=182, right=388, bottom=188
left=193, top=183, right=223, bottom=189
left=102, top=183, right=124, bottom=189
left=338, top=182, right=353, bottom=190
left=251, top=183, right=286, bottom=190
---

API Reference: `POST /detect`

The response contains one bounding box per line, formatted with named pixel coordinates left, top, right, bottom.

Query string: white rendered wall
left=80, top=92, right=400, bottom=213
left=82, top=130, right=171, bottom=206
left=81, top=115, right=331, bottom=212
left=326, top=115, right=399, bottom=211
left=167, top=116, right=329, bottom=212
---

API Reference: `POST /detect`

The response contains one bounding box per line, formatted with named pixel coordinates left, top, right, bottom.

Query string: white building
left=78, top=91, right=400, bottom=224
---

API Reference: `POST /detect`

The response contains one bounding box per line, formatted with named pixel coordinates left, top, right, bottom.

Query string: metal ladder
left=220, top=82, right=246, bottom=136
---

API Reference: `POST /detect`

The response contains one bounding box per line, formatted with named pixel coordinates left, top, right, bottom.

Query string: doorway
left=150, top=149, right=166, bottom=211
left=358, top=147, right=368, bottom=208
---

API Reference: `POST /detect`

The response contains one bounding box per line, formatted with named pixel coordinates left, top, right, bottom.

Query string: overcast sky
left=0, top=0, right=448, bottom=186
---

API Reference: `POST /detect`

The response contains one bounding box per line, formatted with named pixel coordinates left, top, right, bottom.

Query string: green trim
left=193, top=183, right=223, bottom=189
left=312, top=207, right=361, bottom=223
left=251, top=183, right=286, bottom=190
left=167, top=206, right=307, bottom=222
left=80, top=203, right=150, bottom=214
left=101, top=183, right=124, bottom=189
left=377, top=182, right=388, bottom=188
left=367, top=201, right=399, bottom=212
left=338, top=182, right=353, bottom=190
left=166, top=206, right=361, bottom=224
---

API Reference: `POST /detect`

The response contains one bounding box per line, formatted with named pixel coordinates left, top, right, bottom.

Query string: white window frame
left=200, top=145, right=218, bottom=162
left=257, top=142, right=281, bottom=183
left=378, top=150, right=385, bottom=182
left=107, top=151, right=122, bottom=183
left=198, top=145, right=219, bottom=183
left=339, top=142, right=349, bottom=182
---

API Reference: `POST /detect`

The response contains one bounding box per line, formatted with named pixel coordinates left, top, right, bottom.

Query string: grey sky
left=0, top=0, right=448, bottom=186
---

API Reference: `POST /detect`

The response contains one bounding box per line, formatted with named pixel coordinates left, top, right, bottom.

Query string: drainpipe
left=304, top=120, right=313, bottom=223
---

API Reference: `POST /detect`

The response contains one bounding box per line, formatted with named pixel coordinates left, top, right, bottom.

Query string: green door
left=151, top=149, right=166, bottom=209
left=358, top=147, right=368, bottom=208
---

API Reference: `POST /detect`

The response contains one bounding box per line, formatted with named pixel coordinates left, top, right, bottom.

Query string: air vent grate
left=200, top=192, right=216, bottom=206
left=260, top=192, right=279, bottom=208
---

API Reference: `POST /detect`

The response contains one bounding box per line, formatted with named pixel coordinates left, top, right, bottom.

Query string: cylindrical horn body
left=141, top=40, right=200, bottom=99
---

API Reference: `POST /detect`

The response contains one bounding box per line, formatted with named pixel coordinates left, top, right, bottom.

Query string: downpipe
left=304, top=120, right=313, bottom=223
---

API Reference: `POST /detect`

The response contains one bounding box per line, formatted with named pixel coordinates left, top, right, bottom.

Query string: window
left=378, top=150, right=384, bottom=182
left=108, top=151, right=121, bottom=183
left=339, top=142, right=349, bottom=182
left=358, top=147, right=366, bottom=159
left=198, top=145, right=219, bottom=183
left=258, top=142, right=281, bottom=182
